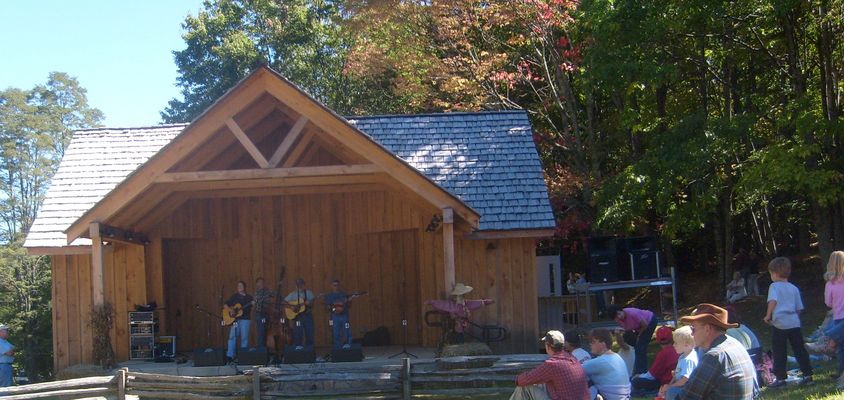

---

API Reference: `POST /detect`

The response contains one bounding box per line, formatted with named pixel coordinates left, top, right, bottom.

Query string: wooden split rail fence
left=0, top=354, right=546, bottom=399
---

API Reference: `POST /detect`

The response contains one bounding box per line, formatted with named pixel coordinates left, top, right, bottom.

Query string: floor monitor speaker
left=237, top=346, right=268, bottom=365
left=193, top=348, right=227, bottom=367
left=283, top=345, right=315, bottom=364
left=331, top=344, right=364, bottom=362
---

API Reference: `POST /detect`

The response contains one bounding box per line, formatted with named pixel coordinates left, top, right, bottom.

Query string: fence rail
left=1, top=354, right=546, bottom=399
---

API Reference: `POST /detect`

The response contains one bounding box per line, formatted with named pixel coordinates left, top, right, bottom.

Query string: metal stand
left=389, top=318, right=417, bottom=358
left=579, top=267, right=679, bottom=327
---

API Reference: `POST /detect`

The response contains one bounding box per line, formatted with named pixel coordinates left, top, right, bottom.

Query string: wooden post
left=253, top=367, right=261, bottom=400
left=117, top=367, right=127, bottom=400
left=402, top=357, right=411, bottom=400
left=442, top=208, right=455, bottom=296
left=90, top=222, right=105, bottom=307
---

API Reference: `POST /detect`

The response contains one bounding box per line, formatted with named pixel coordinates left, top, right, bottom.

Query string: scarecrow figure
left=425, top=283, right=494, bottom=343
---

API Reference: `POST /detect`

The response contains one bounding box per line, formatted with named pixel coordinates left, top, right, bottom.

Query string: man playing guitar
left=284, top=278, right=315, bottom=349
left=224, top=281, right=253, bottom=361
left=322, top=279, right=362, bottom=349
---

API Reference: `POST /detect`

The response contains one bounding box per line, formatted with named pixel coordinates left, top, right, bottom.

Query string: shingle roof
left=347, top=111, right=554, bottom=231
left=24, top=111, right=555, bottom=249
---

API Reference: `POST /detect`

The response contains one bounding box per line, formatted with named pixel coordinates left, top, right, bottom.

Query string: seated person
left=613, top=330, right=636, bottom=377
left=512, top=330, right=590, bottom=400
left=659, top=326, right=699, bottom=400
left=725, top=271, right=748, bottom=303
left=564, top=330, right=592, bottom=364
left=582, top=329, right=631, bottom=400
left=631, top=326, right=679, bottom=397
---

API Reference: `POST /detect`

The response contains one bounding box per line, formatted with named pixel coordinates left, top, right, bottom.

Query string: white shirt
left=767, top=281, right=804, bottom=329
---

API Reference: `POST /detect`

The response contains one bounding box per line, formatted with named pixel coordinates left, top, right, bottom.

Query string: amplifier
left=129, top=311, right=154, bottom=324
left=237, top=347, right=268, bottom=365
left=331, top=344, right=363, bottom=362
left=193, top=348, right=227, bottom=367
left=283, top=345, right=315, bottom=364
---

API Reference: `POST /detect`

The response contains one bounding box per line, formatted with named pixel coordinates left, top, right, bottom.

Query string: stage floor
left=119, top=345, right=438, bottom=376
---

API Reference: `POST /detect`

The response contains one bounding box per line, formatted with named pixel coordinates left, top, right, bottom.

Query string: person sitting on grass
left=631, top=326, right=679, bottom=397
left=614, top=330, right=636, bottom=377
left=582, top=328, right=631, bottom=400
left=564, top=330, right=592, bottom=364
left=726, top=271, right=748, bottom=304
left=512, top=330, right=590, bottom=400
left=724, top=305, right=761, bottom=362
left=658, top=326, right=698, bottom=400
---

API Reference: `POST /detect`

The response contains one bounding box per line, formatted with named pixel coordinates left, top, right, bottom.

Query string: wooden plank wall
left=152, top=190, right=537, bottom=353
left=50, top=244, right=147, bottom=371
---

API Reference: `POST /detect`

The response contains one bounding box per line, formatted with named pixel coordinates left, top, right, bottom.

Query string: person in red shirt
left=631, top=326, right=679, bottom=397
left=512, top=330, right=590, bottom=400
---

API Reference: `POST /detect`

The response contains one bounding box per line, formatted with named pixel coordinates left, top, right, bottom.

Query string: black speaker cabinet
left=587, top=236, right=617, bottom=256
left=283, top=345, right=315, bottom=364
left=589, top=255, right=619, bottom=283
left=193, top=348, right=227, bottom=367
left=237, top=347, right=268, bottom=365
left=630, top=250, right=660, bottom=280
left=624, top=236, right=658, bottom=252
left=331, top=344, right=363, bottom=362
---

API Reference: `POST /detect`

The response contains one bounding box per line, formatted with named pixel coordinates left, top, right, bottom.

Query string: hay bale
left=55, top=364, right=109, bottom=380
left=439, top=342, right=493, bottom=358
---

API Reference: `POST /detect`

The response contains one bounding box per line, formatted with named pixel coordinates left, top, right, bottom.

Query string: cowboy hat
left=679, top=303, right=738, bottom=330
left=451, top=283, right=473, bottom=296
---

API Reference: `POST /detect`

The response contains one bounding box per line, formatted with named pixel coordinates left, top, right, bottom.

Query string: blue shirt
left=582, top=351, right=629, bottom=386
left=674, top=350, right=699, bottom=382
left=0, top=338, right=13, bottom=364
left=767, top=281, right=803, bottom=329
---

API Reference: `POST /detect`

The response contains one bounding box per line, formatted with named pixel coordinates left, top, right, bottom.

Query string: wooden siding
left=50, top=244, right=146, bottom=371
left=51, top=189, right=539, bottom=370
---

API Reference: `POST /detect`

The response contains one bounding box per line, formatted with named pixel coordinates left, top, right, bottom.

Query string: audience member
left=607, top=305, right=657, bottom=374
left=763, top=257, right=812, bottom=388
left=726, top=271, right=748, bottom=303
left=659, top=326, right=698, bottom=400
left=564, top=330, right=592, bottom=364
left=631, top=326, right=679, bottom=397
left=582, top=328, right=631, bottom=400
left=512, top=330, right=590, bottom=400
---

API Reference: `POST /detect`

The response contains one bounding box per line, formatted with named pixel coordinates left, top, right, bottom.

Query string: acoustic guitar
left=283, top=299, right=309, bottom=320
left=221, top=303, right=243, bottom=326
left=330, top=291, right=368, bottom=315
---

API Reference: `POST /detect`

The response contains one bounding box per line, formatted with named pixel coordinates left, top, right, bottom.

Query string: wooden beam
left=65, top=69, right=268, bottom=243
left=97, top=223, right=149, bottom=246
left=465, top=229, right=555, bottom=240
left=225, top=118, right=270, bottom=168
left=163, top=173, right=386, bottom=192
left=155, top=164, right=381, bottom=183
left=25, top=246, right=93, bottom=256
left=90, top=222, right=104, bottom=307
left=442, top=208, right=455, bottom=297
left=268, top=115, right=308, bottom=167
left=282, top=129, right=315, bottom=167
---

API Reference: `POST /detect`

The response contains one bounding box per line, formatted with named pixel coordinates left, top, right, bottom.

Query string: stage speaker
left=331, top=344, right=363, bottom=362
left=237, top=347, right=268, bottom=365
left=283, top=345, right=315, bottom=364
left=624, top=236, right=658, bottom=252
left=630, top=250, right=660, bottom=279
left=193, top=348, right=227, bottom=367
left=587, top=236, right=617, bottom=256
left=587, top=236, right=620, bottom=283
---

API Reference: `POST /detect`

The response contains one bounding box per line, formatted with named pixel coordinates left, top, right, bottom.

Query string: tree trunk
left=813, top=200, right=834, bottom=266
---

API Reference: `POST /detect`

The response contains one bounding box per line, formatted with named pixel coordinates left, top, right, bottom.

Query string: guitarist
left=253, top=277, right=275, bottom=349
left=284, top=278, right=315, bottom=349
left=225, top=280, right=253, bottom=361
left=323, top=279, right=354, bottom=349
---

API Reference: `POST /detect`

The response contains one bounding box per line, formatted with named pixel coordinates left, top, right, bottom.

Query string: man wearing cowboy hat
left=425, top=283, right=494, bottom=343
left=677, top=304, right=757, bottom=399
left=0, top=324, right=14, bottom=387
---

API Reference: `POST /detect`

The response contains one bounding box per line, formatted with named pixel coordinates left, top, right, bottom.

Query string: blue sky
left=0, top=1, right=206, bottom=127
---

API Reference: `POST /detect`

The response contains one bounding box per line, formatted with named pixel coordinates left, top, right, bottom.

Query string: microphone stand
left=389, top=281, right=417, bottom=358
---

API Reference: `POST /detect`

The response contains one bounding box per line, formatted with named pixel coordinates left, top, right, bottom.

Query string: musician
left=323, top=279, right=353, bottom=349
left=225, top=281, right=253, bottom=361
left=253, top=277, right=274, bottom=348
left=285, top=278, right=315, bottom=349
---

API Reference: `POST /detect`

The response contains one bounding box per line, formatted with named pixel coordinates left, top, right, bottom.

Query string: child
left=613, top=329, right=636, bottom=377
left=658, top=326, right=698, bottom=400
left=563, top=330, right=592, bottom=363
left=823, top=251, right=844, bottom=388
left=631, top=326, right=679, bottom=397
left=763, top=257, right=812, bottom=387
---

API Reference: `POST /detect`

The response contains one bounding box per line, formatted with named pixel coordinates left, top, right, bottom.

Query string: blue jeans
left=293, top=313, right=314, bottom=346
left=254, top=313, right=268, bottom=348
left=331, top=313, right=352, bottom=348
left=0, top=363, right=12, bottom=387
left=226, top=319, right=251, bottom=358
left=826, top=318, right=844, bottom=373
left=634, top=315, right=658, bottom=374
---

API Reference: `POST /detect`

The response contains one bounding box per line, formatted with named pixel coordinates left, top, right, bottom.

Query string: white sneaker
left=342, top=343, right=351, bottom=349
left=295, top=345, right=304, bottom=350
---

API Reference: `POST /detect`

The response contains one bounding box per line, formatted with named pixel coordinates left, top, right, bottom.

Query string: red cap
left=655, top=326, right=673, bottom=344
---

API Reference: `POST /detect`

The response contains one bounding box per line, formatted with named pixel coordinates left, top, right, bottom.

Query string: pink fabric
left=825, top=280, right=844, bottom=320
left=620, top=307, right=654, bottom=331
left=425, top=299, right=493, bottom=332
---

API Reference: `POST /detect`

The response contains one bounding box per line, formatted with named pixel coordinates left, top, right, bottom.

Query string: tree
left=0, top=72, right=103, bottom=380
